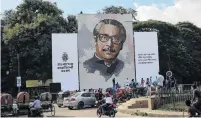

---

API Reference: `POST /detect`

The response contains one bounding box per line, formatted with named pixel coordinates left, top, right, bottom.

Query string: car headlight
left=95, top=101, right=98, bottom=104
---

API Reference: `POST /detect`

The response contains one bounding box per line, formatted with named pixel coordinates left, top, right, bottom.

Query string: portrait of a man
left=83, top=19, right=126, bottom=80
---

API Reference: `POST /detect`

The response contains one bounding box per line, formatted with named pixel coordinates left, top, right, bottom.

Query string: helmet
left=35, top=96, right=39, bottom=100
left=105, top=92, right=109, bottom=97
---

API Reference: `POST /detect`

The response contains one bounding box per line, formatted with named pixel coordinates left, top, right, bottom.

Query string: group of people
left=185, top=84, right=201, bottom=117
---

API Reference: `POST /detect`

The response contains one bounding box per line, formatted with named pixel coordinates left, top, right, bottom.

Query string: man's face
left=95, top=24, right=123, bottom=61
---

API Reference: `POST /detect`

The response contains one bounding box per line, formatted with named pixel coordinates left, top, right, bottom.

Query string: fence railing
left=155, top=84, right=201, bottom=111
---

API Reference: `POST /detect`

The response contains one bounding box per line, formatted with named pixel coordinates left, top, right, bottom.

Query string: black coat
left=83, top=55, right=124, bottom=81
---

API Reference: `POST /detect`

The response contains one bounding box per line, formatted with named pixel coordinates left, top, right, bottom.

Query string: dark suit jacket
left=83, top=55, right=124, bottom=81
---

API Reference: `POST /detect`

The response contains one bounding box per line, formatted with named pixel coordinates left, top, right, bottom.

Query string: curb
left=117, top=108, right=187, bottom=117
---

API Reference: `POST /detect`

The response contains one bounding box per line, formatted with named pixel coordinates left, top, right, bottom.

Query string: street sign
left=16, top=76, right=21, bottom=87
left=166, top=71, right=172, bottom=77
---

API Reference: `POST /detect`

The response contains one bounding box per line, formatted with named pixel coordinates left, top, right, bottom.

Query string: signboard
left=52, top=33, right=79, bottom=91
left=166, top=71, right=172, bottom=77
left=26, top=80, right=39, bottom=88
left=134, top=32, right=159, bottom=83
left=16, top=76, right=21, bottom=87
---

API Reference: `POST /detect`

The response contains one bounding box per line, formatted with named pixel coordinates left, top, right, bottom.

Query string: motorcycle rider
left=185, top=100, right=200, bottom=117
left=101, top=92, right=113, bottom=114
left=30, top=96, right=41, bottom=115
left=96, top=89, right=104, bottom=105
left=98, top=90, right=103, bottom=101
left=192, top=85, right=201, bottom=111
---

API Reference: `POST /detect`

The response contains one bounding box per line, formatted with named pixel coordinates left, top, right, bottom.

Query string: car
left=63, top=92, right=96, bottom=110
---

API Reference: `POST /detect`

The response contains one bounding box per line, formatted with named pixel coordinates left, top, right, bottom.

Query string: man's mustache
left=102, top=48, right=116, bottom=52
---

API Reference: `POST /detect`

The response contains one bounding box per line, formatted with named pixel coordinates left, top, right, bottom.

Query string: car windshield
left=69, top=92, right=80, bottom=97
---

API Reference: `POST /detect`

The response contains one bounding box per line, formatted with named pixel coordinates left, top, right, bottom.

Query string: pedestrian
left=146, top=78, right=151, bottom=97
left=150, top=76, right=152, bottom=85
left=157, top=72, right=164, bottom=93
left=130, top=79, right=138, bottom=98
left=141, top=78, right=145, bottom=87
left=125, top=78, right=130, bottom=88
left=115, top=82, right=120, bottom=89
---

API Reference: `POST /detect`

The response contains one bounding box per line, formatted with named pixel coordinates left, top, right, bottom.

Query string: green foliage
left=1, top=0, right=69, bottom=91
left=176, top=22, right=201, bottom=82
left=100, top=6, right=137, bottom=20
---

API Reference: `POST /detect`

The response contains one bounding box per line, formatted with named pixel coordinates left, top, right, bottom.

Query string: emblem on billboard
left=62, top=52, right=68, bottom=62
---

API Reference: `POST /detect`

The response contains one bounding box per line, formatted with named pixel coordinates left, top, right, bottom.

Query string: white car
left=63, top=92, right=96, bottom=110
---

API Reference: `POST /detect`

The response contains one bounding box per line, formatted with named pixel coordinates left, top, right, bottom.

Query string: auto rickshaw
left=16, top=92, right=30, bottom=115
left=57, top=91, right=70, bottom=107
left=1, top=93, right=16, bottom=116
left=39, top=92, right=55, bottom=116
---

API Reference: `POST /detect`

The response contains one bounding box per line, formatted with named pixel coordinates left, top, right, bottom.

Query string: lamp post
left=16, top=24, right=21, bottom=93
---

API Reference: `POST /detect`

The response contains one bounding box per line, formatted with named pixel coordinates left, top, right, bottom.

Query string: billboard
left=78, top=14, right=135, bottom=89
left=52, top=34, right=79, bottom=91
left=134, top=32, right=159, bottom=83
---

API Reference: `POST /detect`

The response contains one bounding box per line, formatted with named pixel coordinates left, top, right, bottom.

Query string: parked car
left=63, top=92, right=96, bottom=110
left=57, top=91, right=70, bottom=107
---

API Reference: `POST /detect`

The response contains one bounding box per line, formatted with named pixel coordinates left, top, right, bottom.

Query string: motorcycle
left=185, top=100, right=201, bottom=117
left=192, top=102, right=201, bottom=117
left=96, top=99, right=105, bottom=107
left=28, top=107, right=43, bottom=117
left=97, top=103, right=117, bottom=117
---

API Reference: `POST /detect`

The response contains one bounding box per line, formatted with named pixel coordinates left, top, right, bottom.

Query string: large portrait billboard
left=78, top=14, right=135, bottom=89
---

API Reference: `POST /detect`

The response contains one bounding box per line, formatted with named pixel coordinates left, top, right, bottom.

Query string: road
left=43, top=105, right=133, bottom=117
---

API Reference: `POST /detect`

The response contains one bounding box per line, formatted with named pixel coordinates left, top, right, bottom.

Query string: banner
left=52, top=33, right=79, bottom=91
left=78, top=14, right=135, bottom=89
left=26, top=80, right=39, bottom=88
left=134, top=32, right=159, bottom=84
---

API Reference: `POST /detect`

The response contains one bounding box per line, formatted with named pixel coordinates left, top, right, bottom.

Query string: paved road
left=43, top=105, right=133, bottom=117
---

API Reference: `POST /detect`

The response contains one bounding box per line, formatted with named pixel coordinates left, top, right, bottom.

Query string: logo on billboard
left=57, top=52, right=73, bottom=73
left=62, top=52, right=68, bottom=62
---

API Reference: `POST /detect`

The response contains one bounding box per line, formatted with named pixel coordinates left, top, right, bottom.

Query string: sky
left=0, top=0, right=201, bottom=27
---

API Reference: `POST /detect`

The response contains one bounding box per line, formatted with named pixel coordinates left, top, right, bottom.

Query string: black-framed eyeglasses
left=98, top=34, right=122, bottom=45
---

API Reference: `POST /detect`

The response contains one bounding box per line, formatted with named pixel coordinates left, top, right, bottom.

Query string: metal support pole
left=17, top=54, right=20, bottom=93
left=168, top=54, right=171, bottom=71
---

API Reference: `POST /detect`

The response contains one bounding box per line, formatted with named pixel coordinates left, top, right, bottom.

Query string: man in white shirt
left=156, top=72, right=164, bottom=93
left=30, top=96, right=41, bottom=115
left=101, top=92, right=113, bottom=114
left=125, top=78, right=130, bottom=88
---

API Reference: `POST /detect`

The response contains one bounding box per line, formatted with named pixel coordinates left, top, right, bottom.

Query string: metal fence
left=155, top=84, right=201, bottom=111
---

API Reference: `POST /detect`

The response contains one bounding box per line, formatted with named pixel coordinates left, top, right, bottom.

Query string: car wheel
left=77, top=102, right=84, bottom=109
left=58, top=106, right=61, bottom=108
left=91, top=105, right=95, bottom=107
left=68, top=106, right=73, bottom=110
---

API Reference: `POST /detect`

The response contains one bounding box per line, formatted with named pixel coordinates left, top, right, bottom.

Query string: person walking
left=146, top=78, right=151, bottom=97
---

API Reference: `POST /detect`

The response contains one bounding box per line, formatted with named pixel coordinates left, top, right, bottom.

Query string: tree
left=176, top=22, right=201, bottom=82
left=100, top=6, right=137, bottom=20
left=2, top=0, right=68, bottom=89
left=1, top=19, right=11, bottom=92
left=133, top=20, right=190, bottom=83
left=66, top=15, right=77, bottom=33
